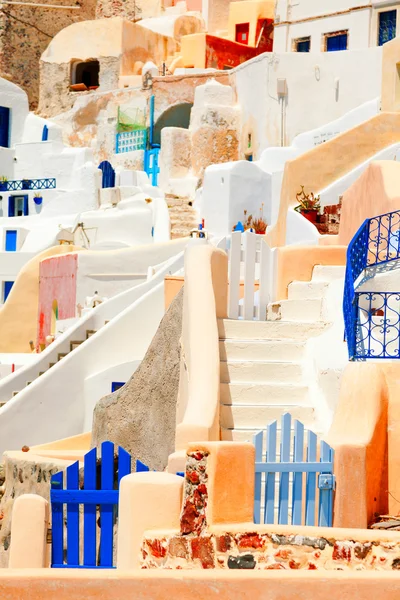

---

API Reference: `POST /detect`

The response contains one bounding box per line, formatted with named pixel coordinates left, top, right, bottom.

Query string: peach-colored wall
left=338, top=161, right=400, bottom=246
left=276, top=245, right=346, bottom=301
left=2, top=570, right=400, bottom=599
left=268, top=113, right=400, bottom=248
left=381, top=36, right=400, bottom=112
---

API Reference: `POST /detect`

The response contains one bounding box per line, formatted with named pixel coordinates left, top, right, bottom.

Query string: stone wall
left=0, top=0, right=96, bottom=110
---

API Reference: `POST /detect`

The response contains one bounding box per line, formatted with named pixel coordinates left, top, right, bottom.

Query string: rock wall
left=0, top=0, right=96, bottom=110
left=91, top=288, right=183, bottom=471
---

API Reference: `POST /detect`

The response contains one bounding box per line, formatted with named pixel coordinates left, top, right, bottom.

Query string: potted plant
left=294, top=186, right=321, bottom=223
left=235, top=205, right=268, bottom=234
left=22, top=179, right=32, bottom=190
left=0, top=176, right=7, bottom=192
left=33, top=192, right=43, bottom=205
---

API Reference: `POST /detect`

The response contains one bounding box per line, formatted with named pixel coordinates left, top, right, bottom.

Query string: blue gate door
left=0, top=107, right=10, bottom=148
left=5, top=230, right=17, bottom=251
left=144, top=148, right=160, bottom=186
left=98, top=161, right=116, bottom=189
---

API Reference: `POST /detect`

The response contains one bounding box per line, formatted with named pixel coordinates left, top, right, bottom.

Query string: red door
left=236, top=23, right=250, bottom=45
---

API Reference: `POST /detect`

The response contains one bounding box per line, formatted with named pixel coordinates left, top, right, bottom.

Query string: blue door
left=379, top=10, right=397, bottom=46
left=5, top=230, right=17, bottom=251
left=3, top=281, right=14, bottom=302
left=0, top=107, right=10, bottom=148
left=326, top=33, right=348, bottom=51
left=8, top=195, right=28, bottom=217
left=144, top=148, right=160, bottom=186
left=98, top=161, right=115, bottom=189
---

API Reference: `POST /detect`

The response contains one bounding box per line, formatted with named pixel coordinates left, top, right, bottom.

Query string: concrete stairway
left=8, top=327, right=99, bottom=401
left=219, top=265, right=345, bottom=442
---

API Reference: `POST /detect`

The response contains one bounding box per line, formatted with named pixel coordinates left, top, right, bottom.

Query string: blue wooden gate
left=144, top=147, right=160, bottom=186
left=254, top=413, right=335, bottom=527
left=98, top=161, right=115, bottom=189
left=51, top=441, right=132, bottom=568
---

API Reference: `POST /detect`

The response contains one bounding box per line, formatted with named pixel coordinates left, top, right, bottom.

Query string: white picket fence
left=228, top=231, right=273, bottom=321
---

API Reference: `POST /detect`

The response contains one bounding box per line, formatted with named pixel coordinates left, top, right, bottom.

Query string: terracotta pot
left=301, top=209, right=318, bottom=223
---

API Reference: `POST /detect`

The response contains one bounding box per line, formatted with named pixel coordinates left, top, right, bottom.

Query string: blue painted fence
left=116, top=129, right=147, bottom=154
left=253, top=414, right=335, bottom=527
left=343, top=209, right=400, bottom=359
left=51, top=441, right=184, bottom=569
left=0, top=178, right=56, bottom=192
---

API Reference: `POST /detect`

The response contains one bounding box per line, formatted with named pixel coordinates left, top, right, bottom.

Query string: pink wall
left=37, top=254, right=78, bottom=348
left=186, top=0, right=202, bottom=9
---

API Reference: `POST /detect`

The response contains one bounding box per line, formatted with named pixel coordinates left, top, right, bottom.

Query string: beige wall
left=268, top=113, right=400, bottom=248
left=338, top=161, right=400, bottom=246
left=0, top=245, right=81, bottom=353
left=381, top=35, right=400, bottom=112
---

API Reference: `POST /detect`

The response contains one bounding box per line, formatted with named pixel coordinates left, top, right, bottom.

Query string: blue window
left=8, top=195, right=28, bottom=217
left=379, top=10, right=397, bottom=46
left=0, top=107, right=10, bottom=148
left=296, top=38, right=310, bottom=52
left=5, top=230, right=17, bottom=251
left=326, top=32, right=348, bottom=52
left=111, top=381, right=125, bottom=393
left=3, top=281, right=14, bottom=302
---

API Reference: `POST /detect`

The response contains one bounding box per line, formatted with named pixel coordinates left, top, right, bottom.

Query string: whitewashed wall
left=231, top=47, right=382, bottom=153
left=0, top=78, right=29, bottom=147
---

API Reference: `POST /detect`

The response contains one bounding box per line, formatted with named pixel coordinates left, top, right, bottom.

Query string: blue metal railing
left=343, top=209, right=400, bottom=360
left=0, top=178, right=56, bottom=192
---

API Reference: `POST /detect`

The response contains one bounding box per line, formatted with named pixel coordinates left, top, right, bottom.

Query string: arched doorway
left=98, top=161, right=116, bottom=189
left=51, top=299, right=58, bottom=336
left=153, top=102, right=193, bottom=146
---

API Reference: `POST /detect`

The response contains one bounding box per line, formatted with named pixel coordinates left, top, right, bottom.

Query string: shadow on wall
left=153, top=103, right=193, bottom=146
left=91, top=287, right=183, bottom=471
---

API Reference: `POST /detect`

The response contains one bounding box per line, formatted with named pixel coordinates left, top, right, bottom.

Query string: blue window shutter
left=326, top=33, right=348, bottom=52
left=4, top=281, right=14, bottom=302
left=297, top=39, right=310, bottom=52
left=379, top=10, right=397, bottom=46
left=23, top=195, right=29, bottom=216
left=42, top=125, right=49, bottom=141
left=5, top=230, right=17, bottom=251
left=8, top=196, right=15, bottom=217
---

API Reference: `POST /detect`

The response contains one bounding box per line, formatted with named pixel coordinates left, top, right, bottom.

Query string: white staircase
left=220, top=265, right=345, bottom=442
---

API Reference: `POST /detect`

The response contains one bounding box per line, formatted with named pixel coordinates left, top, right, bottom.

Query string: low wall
left=2, top=570, right=400, bottom=600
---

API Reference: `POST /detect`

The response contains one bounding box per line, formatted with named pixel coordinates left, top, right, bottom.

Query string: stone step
left=219, top=339, right=305, bottom=362
left=221, top=425, right=322, bottom=443
left=220, top=361, right=303, bottom=384
left=288, top=280, right=330, bottom=301
left=220, top=405, right=315, bottom=429
left=218, top=319, right=328, bottom=341
left=70, top=340, right=83, bottom=352
left=86, top=330, right=96, bottom=339
left=57, top=353, right=67, bottom=362
left=312, top=265, right=345, bottom=282
left=49, top=363, right=55, bottom=368
left=221, top=382, right=309, bottom=405
left=12, top=391, right=19, bottom=397
left=267, top=298, right=324, bottom=323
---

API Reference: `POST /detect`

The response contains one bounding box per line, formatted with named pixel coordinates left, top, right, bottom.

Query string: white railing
left=228, top=231, right=273, bottom=321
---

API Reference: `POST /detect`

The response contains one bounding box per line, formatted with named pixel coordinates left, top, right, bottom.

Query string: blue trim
left=0, top=107, right=10, bottom=148
left=3, top=281, right=14, bottom=302
left=5, top=178, right=56, bottom=191
left=42, top=124, right=49, bottom=141
left=111, top=381, right=125, bottom=393
left=379, top=9, right=396, bottom=46
left=5, top=230, right=17, bottom=251
left=326, top=33, right=348, bottom=51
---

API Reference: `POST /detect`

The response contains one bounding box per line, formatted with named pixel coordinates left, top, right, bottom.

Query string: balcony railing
left=0, top=178, right=56, bottom=192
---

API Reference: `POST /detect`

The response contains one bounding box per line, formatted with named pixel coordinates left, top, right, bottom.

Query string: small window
left=3, top=281, right=14, bottom=302
left=294, top=37, right=310, bottom=52
left=379, top=10, right=397, bottom=46
left=111, top=381, right=125, bottom=393
left=5, top=230, right=17, bottom=251
left=325, top=31, right=348, bottom=52
left=71, top=60, right=99, bottom=90
left=235, top=23, right=250, bottom=45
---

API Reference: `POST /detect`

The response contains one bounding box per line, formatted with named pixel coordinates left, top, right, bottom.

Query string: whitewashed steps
left=218, top=319, right=328, bottom=341
left=221, top=424, right=322, bottom=443
left=219, top=339, right=305, bottom=362
left=220, top=361, right=303, bottom=384
left=312, top=265, right=345, bottom=282
left=221, top=382, right=309, bottom=405
left=267, top=298, right=324, bottom=322
left=221, top=404, right=315, bottom=429
left=288, top=280, right=330, bottom=301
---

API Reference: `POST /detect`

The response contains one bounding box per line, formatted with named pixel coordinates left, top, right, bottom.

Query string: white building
left=274, top=0, right=400, bottom=53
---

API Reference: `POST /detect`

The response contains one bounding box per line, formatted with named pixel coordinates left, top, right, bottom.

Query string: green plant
left=0, top=176, right=7, bottom=182
left=294, top=185, right=321, bottom=212
left=34, top=192, right=42, bottom=198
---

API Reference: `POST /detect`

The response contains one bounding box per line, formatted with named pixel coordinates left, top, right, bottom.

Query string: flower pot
left=301, top=209, right=318, bottom=224
left=0, top=182, right=7, bottom=191
left=33, top=196, right=43, bottom=205
left=22, top=180, right=31, bottom=190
